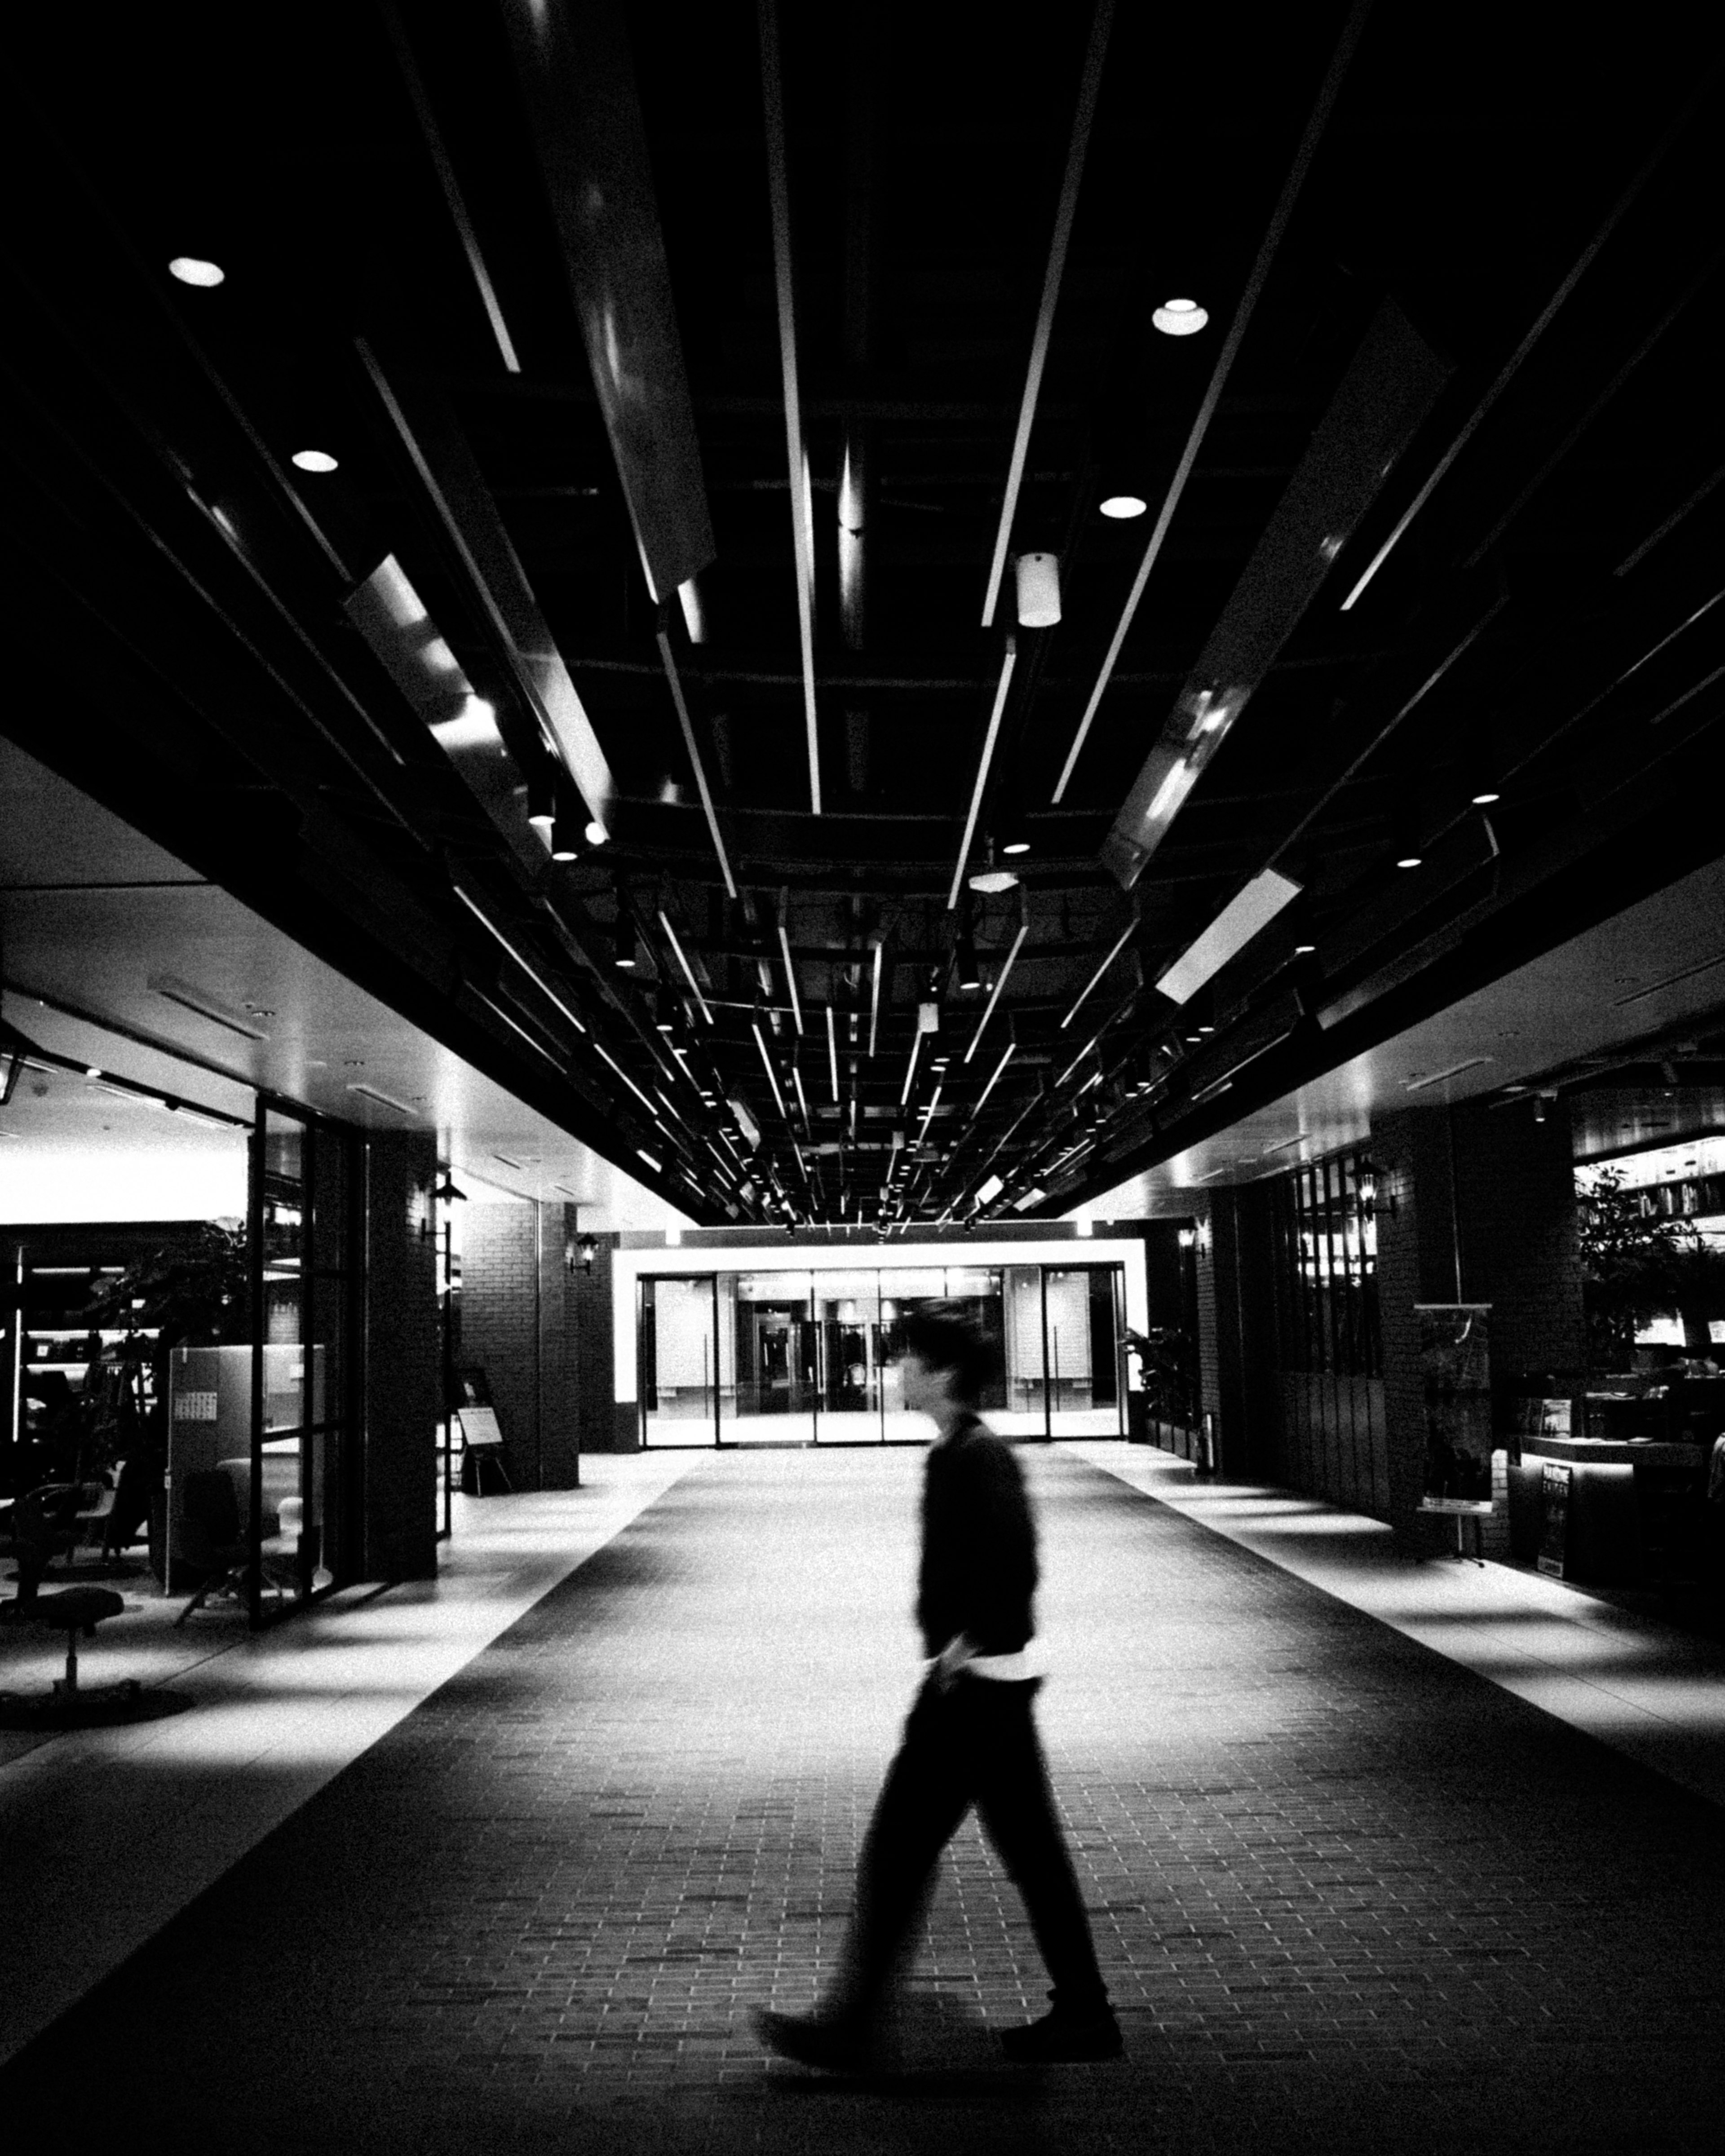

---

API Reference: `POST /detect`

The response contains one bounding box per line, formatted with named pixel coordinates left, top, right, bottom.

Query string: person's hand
left=933, top=1634, right=974, bottom=1692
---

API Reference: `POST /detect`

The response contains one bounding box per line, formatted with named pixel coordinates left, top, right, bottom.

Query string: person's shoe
left=753, top=2006, right=872, bottom=2073
left=1000, top=2004, right=1123, bottom=2063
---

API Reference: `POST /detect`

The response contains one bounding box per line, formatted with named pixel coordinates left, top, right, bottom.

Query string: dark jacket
left=916, top=1415, right=1038, bottom=1657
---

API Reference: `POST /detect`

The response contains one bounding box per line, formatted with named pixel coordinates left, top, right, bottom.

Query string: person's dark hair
left=899, top=1304, right=999, bottom=1407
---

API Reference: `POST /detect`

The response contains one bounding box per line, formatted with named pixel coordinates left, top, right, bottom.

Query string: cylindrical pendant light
left=1014, top=551, right=1061, bottom=628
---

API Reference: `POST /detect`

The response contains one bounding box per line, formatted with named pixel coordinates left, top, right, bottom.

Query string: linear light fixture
left=916, top=1082, right=944, bottom=1142
left=148, top=975, right=270, bottom=1042
left=758, top=0, right=821, bottom=812
left=776, top=898, right=805, bottom=1034
left=964, top=896, right=1030, bottom=1062
left=979, top=0, right=1115, bottom=627
left=1156, top=869, right=1302, bottom=1005
left=593, top=1041, right=661, bottom=1118
left=752, top=1020, right=789, bottom=1120
left=658, top=909, right=713, bottom=1025
left=346, top=1083, right=419, bottom=1117
left=655, top=627, right=737, bottom=897
left=1052, top=0, right=1374, bottom=807
left=948, top=637, right=1018, bottom=910
left=792, top=1062, right=813, bottom=1135
left=825, top=1003, right=841, bottom=1104
left=868, top=939, right=884, bottom=1060
left=1060, top=909, right=1138, bottom=1031
left=973, top=1041, right=1015, bottom=1120
left=1402, top=1056, right=1495, bottom=1092
left=899, top=1031, right=924, bottom=1108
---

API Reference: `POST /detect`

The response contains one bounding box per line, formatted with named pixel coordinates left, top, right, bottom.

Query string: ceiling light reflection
left=169, top=256, right=225, bottom=287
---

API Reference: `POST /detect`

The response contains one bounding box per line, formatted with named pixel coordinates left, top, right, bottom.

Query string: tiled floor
left=6, top=1442, right=1725, bottom=2155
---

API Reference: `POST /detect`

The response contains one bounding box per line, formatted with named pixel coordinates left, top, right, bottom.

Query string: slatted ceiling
left=9, top=6, right=1725, bottom=1224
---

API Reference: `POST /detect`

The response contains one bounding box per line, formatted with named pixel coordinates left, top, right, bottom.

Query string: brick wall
left=363, top=1131, right=439, bottom=1581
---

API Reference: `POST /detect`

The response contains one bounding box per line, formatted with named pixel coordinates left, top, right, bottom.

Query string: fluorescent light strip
left=452, top=888, right=588, bottom=1036
left=973, top=1042, right=1015, bottom=1119
left=947, top=638, right=1018, bottom=910
left=825, top=1004, right=840, bottom=1104
left=655, top=630, right=738, bottom=897
left=752, top=1021, right=789, bottom=1120
left=594, top=1041, right=661, bottom=1118
left=758, top=0, right=821, bottom=813
left=1060, top=910, right=1138, bottom=1031
left=1051, top=0, right=1371, bottom=803
left=1402, top=1056, right=1494, bottom=1092
left=868, top=941, right=884, bottom=1060
left=148, top=974, right=268, bottom=1041
left=347, top=1082, right=419, bottom=1117
left=792, top=1062, right=813, bottom=1134
left=916, top=1083, right=945, bottom=1141
left=659, top=910, right=713, bottom=1025
left=1055, top=1031, right=1100, bottom=1090
left=1612, top=950, right=1725, bottom=1007
left=965, top=916, right=1029, bottom=1063
left=899, top=1031, right=923, bottom=1108
left=777, top=908, right=804, bottom=1034
left=1156, top=868, right=1302, bottom=1005
left=978, top=1, right=1115, bottom=627
left=1261, top=1131, right=1308, bottom=1156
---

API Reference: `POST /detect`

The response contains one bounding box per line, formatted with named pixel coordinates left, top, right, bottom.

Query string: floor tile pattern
left=6, top=1445, right=1725, bottom=2155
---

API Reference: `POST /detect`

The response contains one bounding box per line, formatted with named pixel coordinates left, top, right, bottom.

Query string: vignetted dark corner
left=4, top=0, right=1725, bottom=2147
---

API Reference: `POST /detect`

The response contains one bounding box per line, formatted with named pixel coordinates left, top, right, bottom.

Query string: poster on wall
left=1415, top=1303, right=1495, bottom=1507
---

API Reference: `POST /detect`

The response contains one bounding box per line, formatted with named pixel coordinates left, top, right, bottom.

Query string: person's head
left=897, top=1305, right=998, bottom=1415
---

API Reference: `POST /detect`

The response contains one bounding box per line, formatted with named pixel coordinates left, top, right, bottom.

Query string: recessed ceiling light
left=1099, top=494, right=1148, bottom=520
left=969, top=869, right=1018, bottom=894
left=1152, top=297, right=1208, bottom=336
left=1000, top=839, right=1031, bottom=857
left=1295, top=943, right=1316, bottom=955
left=168, top=256, right=225, bottom=288
left=291, top=449, right=339, bottom=474
left=1471, top=790, right=1501, bottom=805
left=585, top=820, right=608, bottom=847
left=1395, top=854, right=1423, bottom=870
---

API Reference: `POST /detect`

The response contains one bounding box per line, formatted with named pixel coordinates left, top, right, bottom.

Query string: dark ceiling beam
left=1100, top=298, right=1452, bottom=889
left=1052, top=0, right=1373, bottom=805
left=356, top=346, right=618, bottom=833
left=377, top=1, right=522, bottom=375
left=756, top=0, right=822, bottom=813
left=1340, top=60, right=1725, bottom=616
left=979, top=0, right=1113, bottom=629
left=496, top=0, right=716, bottom=605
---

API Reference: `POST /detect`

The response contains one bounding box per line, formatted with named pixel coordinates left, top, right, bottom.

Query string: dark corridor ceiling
left=5, top=2, right=1725, bottom=1224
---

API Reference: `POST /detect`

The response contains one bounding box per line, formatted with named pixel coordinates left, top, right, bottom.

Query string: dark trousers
left=836, top=1673, right=1107, bottom=2020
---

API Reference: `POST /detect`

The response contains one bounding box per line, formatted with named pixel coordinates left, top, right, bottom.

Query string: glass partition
left=636, top=1258, right=1128, bottom=1447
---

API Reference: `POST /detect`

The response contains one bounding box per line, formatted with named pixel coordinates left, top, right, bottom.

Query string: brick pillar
left=1372, top=1100, right=1583, bottom=1553
left=364, top=1130, right=439, bottom=1581
left=459, top=1204, right=539, bottom=1488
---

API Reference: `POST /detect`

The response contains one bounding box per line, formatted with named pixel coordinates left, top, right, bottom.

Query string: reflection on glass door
left=731, top=1273, right=815, bottom=1443
left=813, top=1271, right=885, bottom=1442
left=641, top=1275, right=720, bottom=1446
left=1044, top=1267, right=1126, bottom=1437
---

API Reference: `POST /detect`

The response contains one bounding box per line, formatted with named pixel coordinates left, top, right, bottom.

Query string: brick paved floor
left=7, top=1447, right=1725, bottom=2156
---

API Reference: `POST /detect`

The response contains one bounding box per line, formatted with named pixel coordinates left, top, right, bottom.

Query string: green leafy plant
left=1578, top=1169, right=1725, bottom=1365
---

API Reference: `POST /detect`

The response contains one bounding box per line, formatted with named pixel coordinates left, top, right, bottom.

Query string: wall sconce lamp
left=434, top=1172, right=467, bottom=1204
left=1357, top=1159, right=1396, bottom=1221
left=1177, top=1226, right=1198, bottom=1251
left=566, top=1233, right=599, bottom=1274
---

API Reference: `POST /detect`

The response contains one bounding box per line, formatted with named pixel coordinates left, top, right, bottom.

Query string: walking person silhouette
left=755, top=1304, right=1122, bottom=2070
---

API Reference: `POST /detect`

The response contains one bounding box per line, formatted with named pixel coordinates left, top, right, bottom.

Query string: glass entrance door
left=1044, top=1266, right=1126, bottom=1437
left=641, top=1274, right=720, bottom=1446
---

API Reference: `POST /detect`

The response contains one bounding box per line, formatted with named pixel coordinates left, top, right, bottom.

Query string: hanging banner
left=1415, top=1303, right=1495, bottom=1506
